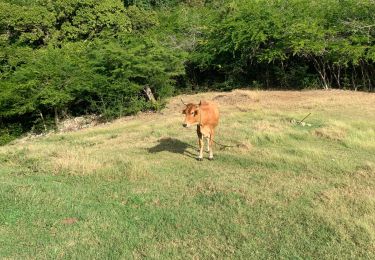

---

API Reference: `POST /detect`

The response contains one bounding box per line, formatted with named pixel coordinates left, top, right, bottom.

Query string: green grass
left=1, top=90, right=374, bottom=259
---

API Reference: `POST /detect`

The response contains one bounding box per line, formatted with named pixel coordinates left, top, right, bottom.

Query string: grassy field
left=1, top=90, right=374, bottom=259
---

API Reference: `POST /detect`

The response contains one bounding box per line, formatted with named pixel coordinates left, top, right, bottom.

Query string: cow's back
left=200, top=101, right=219, bottom=128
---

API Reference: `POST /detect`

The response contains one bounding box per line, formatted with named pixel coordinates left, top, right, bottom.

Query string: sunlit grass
left=1, top=90, right=374, bottom=259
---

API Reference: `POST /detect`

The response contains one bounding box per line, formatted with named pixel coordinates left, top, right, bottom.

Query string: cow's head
left=182, top=101, right=200, bottom=128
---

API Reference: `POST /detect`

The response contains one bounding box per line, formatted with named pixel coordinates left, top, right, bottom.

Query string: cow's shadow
left=148, top=137, right=197, bottom=158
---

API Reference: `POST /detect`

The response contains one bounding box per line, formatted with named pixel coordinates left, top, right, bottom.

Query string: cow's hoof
left=196, top=157, right=203, bottom=161
left=208, top=157, right=214, bottom=161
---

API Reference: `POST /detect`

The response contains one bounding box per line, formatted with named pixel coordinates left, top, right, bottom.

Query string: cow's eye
left=191, top=112, right=194, bottom=115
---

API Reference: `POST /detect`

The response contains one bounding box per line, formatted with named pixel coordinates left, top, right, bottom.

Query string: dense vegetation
left=1, top=0, right=374, bottom=143
left=192, top=0, right=375, bottom=90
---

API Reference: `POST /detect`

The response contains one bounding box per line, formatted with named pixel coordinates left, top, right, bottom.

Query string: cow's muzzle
left=182, top=123, right=188, bottom=128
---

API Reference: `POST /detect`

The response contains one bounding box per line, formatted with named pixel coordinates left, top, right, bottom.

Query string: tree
left=0, top=43, right=98, bottom=125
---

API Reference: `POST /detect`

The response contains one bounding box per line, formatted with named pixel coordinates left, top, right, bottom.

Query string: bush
left=190, top=0, right=375, bottom=90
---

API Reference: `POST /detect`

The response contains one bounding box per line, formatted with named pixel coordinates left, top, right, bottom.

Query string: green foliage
left=0, top=0, right=188, bottom=142
left=0, top=34, right=186, bottom=119
left=125, top=5, right=159, bottom=32
left=90, top=33, right=186, bottom=97
left=191, top=0, right=375, bottom=90
left=49, top=0, right=131, bottom=42
left=0, top=1, right=55, bottom=46
left=86, top=33, right=187, bottom=118
left=0, top=43, right=94, bottom=117
left=123, top=0, right=184, bottom=8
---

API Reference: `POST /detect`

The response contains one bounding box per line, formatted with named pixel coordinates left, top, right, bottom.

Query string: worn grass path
left=1, top=90, right=375, bottom=259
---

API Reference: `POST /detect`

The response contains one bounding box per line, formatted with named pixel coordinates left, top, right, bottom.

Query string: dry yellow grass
left=3, top=89, right=374, bottom=176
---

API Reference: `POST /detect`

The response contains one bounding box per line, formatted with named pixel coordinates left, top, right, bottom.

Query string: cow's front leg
left=198, top=137, right=204, bottom=160
left=208, top=130, right=214, bottom=160
left=197, top=126, right=203, bottom=161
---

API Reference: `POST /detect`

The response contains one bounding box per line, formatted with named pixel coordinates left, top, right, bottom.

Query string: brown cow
left=182, top=100, right=219, bottom=160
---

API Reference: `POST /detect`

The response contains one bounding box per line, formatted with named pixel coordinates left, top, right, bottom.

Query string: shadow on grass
left=148, top=137, right=197, bottom=158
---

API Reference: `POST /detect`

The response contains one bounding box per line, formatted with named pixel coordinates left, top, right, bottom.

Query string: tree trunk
left=360, top=60, right=372, bottom=91
left=143, top=85, right=156, bottom=103
left=352, top=68, right=357, bottom=91
left=39, top=111, right=47, bottom=132
left=312, top=56, right=329, bottom=90
left=54, top=107, right=59, bottom=128
left=330, top=64, right=341, bottom=88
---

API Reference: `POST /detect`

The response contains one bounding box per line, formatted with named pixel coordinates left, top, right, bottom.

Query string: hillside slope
left=1, top=90, right=375, bottom=259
